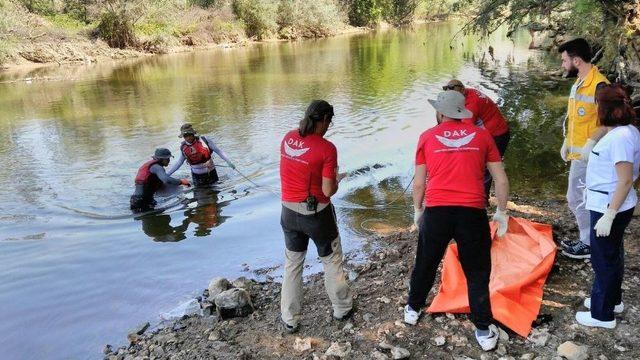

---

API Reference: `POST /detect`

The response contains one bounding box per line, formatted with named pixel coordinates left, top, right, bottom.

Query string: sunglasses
left=442, top=84, right=462, bottom=90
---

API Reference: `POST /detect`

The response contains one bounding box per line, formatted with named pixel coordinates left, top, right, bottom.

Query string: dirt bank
left=0, top=20, right=366, bottom=75
left=103, top=196, right=640, bottom=360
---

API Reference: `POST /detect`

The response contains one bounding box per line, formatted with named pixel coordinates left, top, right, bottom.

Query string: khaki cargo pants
left=280, top=203, right=353, bottom=326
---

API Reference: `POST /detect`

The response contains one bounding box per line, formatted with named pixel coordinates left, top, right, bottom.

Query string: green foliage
left=0, top=38, right=10, bottom=65
left=135, top=21, right=174, bottom=36
left=0, top=4, right=12, bottom=65
left=20, top=0, right=56, bottom=15
left=188, top=0, right=220, bottom=9
left=382, top=0, right=418, bottom=25
left=277, top=0, right=342, bottom=39
left=44, top=13, right=89, bottom=31
left=414, top=0, right=457, bottom=20
left=63, top=0, right=94, bottom=24
left=232, top=0, right=278, bottom=39
left=346, top=0, right=383, bottom=27
left=96, top=5, right=137, bottom=48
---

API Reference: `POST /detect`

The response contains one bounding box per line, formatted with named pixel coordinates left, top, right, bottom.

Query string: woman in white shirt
left=576, top=84, right=640, bottom=329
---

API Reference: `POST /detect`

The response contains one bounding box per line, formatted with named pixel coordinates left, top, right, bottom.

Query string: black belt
left=588, top=188, right=609, bottom=195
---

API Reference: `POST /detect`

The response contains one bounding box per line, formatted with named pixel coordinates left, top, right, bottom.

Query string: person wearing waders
left=166, top=124, right=236, bottom=186
left=279, top=100, right=352, bottom=333
left=558, top=38, right=610, bottom=259
left=443, top=79, right=510, bottom=199
left=403, top=91, right=510, bottom=352
left=130, top=148, right=191, bottom=212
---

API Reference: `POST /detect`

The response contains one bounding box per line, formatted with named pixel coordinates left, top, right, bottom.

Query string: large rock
left=528, top=328, right=551, bottom=347
left=371, top=350, right=389, bottom=360
left=498, top=327, right=509, bottom=342
left=557, top=341, right=589, bottom=360
left=325, top=342, right=352, bottom=358
left=232, top=277, right=254, bottom=289
left=391, top=346, right=410, bottom=359
left=432, top=335, right=446, bottom=346
left=208, top=277, right=232, bottom=298
left=214, top=288, right=254, bottom=319
left=294, top=337, right=314, bottom=352
left=126, top=322, right=150, bottom=343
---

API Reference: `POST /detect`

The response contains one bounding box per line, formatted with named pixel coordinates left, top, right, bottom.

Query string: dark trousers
left=130, top=195, right=156, bottom=212
left=484, top=131, right=510, bottom=198
left=589, top=207, right=635, bottom=321
left=280, top=205, right=339, bottom=257
left=408, top=206, right=493, bottom=329
left=192, top=168, right=219, bottom=187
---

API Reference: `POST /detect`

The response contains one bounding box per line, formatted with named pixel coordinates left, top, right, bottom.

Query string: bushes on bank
left=231, top=0, right=278, bottom=40
left=345, top=0, right=383, bottom=27
left=7, top=0, right=450, bottom=55
left=19, top=0, right=56, bottom=15
left=277, top=0, right=342, bottom=39
left=188, top=0, right=220, bottom=9
left=383, top=0, right=418, bottom=25
left=96, top=3, right=137, bottom=48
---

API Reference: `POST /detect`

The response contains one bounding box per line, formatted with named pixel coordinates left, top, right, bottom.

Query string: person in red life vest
left=403, top=90, right=510, bottom=352
left=166, top=124, right=236, bottom=187
left=279, top=100, right=352, bottom=333
left=443, top=79, right=510, bottom=199
left=130, top=148, right=191, bottom=212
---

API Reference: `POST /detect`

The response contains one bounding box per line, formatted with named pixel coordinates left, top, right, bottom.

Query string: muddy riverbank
left=103, top=196, right=640, bottom=359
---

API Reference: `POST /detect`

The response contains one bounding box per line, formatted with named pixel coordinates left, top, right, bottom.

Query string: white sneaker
left=475, top=325, right=498, bottom=351
left=575, top=311, right=616, bottom=329
left=584, top=298, right=624, bottom=313
left=403, top=305, right=420, bottom=325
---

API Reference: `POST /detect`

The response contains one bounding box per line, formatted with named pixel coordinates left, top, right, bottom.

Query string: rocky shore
left=104, top=196, right=640, bottom=360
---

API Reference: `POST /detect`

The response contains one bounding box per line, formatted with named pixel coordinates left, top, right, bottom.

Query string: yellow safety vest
left=565, top=66, right=609, bottom=160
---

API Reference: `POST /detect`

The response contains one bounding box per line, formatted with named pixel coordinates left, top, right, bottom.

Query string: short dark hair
left=558, top=38, right=592, bottom=63
left=299, top=100, right=334, bottom=137
left=596, top=84, right=637, bottom=127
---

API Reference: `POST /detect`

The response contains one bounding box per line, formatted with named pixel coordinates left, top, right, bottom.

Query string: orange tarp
left=426, top=217, right=556, bottom=337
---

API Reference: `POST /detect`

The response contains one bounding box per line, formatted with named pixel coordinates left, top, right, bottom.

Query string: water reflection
left=137, top=186, right=231, bottom=242
left=138, top=213, right=189, bottom=242
left=0, top=21, right=575, bottom=360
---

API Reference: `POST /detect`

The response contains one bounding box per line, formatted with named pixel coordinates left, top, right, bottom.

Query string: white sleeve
left=203, top=136, right=232, bottom=164
left=610, top=130, right=635, bottom=165
left=166, top=152, right=186, bottom=175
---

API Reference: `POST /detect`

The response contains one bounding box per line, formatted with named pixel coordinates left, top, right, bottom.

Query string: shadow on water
left=137, top=187, right=231, bottom=242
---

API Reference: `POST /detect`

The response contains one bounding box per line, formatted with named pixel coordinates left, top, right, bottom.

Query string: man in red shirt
left=444, top=79, right=510, bottom=198
left=279, top=100, right=352, bottom=333
left=403, top=91, right=510, bottom=352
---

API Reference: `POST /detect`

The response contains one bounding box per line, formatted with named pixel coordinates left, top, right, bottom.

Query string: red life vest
left=135, top=159, right=159, bottom=185
left=181, top=137, right=211, bottom=165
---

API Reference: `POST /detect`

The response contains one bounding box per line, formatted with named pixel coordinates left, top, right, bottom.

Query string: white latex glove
left=492, top=208, right=509, bottom=237
left=580, top=139, right=597, bottom=162
left=413, top=206, right=424, bottom=228
left=560, top=140, right=568, bottom=162
left=594, top=208, right=616, bottom=237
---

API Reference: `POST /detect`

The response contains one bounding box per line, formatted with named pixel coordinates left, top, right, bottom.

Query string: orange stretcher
left=427, top=217, right=556, bottom=337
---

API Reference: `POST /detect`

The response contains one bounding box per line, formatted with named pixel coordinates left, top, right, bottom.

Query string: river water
left=0, top=22, right=571, bottom=359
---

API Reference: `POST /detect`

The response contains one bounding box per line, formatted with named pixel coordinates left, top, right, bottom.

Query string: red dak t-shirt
left=415, top=121, right=501, bottom=209
left=462, top=88, right=509, bottom=137
left=280, top=129, right=337, bottom=204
